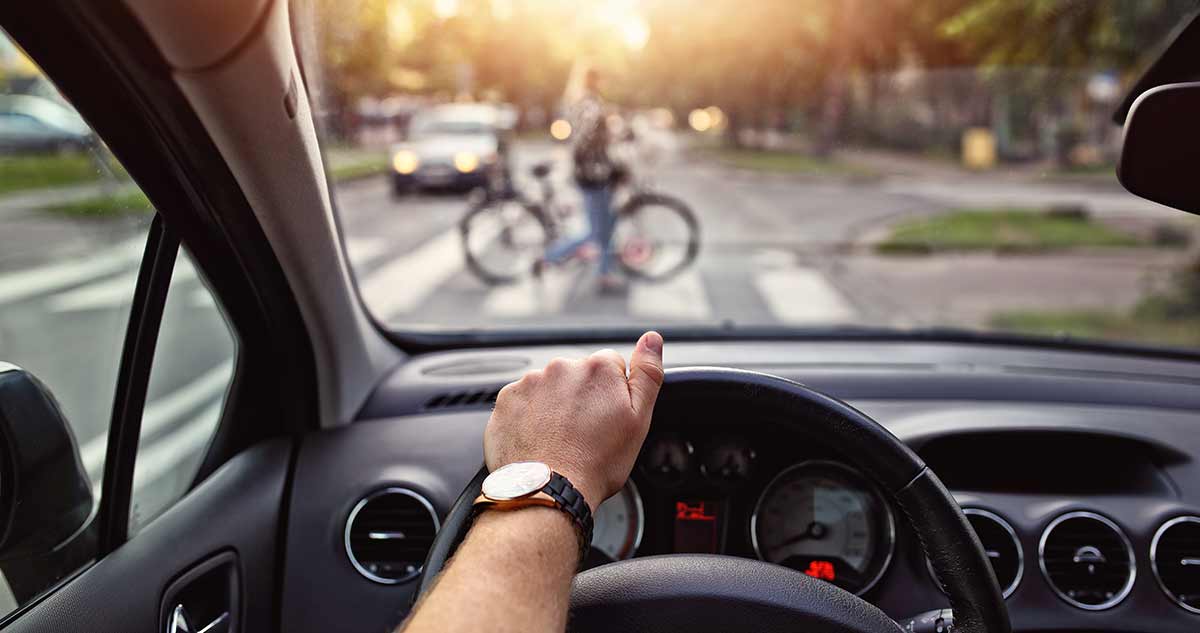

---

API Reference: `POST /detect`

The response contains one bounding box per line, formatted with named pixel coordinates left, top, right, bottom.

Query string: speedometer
left=591, top=480, right=644, bottom=561
left=751, top=460, right=895, bottom=595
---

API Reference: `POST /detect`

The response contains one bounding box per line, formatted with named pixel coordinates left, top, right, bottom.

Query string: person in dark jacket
left=541, top=66, right=623, bottom=292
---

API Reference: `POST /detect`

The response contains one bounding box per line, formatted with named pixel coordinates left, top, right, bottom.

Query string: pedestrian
left=538, top=64, right=625, bottom=293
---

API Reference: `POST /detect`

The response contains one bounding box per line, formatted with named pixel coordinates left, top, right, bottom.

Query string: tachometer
left=751, top=460, right=895, bottom=595
left=591, top=480, right=645, bottom=561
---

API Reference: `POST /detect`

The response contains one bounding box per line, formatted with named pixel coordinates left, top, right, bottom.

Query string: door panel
left=6, top=438, right=292, bottom=633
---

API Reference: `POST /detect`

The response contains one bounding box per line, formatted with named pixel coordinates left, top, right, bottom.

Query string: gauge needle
left=777, top=521, right=828, bottom=548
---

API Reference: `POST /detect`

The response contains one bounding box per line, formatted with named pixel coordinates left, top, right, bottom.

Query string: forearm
left=399, top=507, right=580, bottom=633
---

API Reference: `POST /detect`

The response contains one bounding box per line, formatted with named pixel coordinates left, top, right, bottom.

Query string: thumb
left=627, top=331, right=665, bottom=416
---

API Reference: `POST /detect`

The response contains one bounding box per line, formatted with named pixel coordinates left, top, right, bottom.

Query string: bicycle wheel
left=613, top=192, right=700, bottom=281
left=460, top=195, right=550, bottom=285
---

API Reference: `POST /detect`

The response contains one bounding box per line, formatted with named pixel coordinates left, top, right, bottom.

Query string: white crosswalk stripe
left=353, top=236, right=860, bottom=325
left=45, top=255, right=198, bottom=313
left=628, top=269, right=712, bottom=321
left=483, top=268, right=576, bottom=317
left=754, top=267, right=857, bottom=324
left=346, top=236, right=390, bottom=267
left=357, top=228, right=465, bottom=320
left=0, top=236, right=144, bottom=307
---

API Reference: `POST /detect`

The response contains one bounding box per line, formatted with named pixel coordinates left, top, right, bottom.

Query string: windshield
left=410, top=118, right=493, bottom=137
left=304, top=0, right=1200, bottom=350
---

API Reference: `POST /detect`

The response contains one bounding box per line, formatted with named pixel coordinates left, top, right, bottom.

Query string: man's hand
left=400, top=333, right=664, bottom=633
left=484, top=331, right=664, bottom=511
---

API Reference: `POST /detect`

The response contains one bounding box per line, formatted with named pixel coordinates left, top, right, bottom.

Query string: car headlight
left=393, top=150, right=419, bottom=174
left=454, top=152, right=479, bottom=173
left=550, top=119, right=572, bottom=140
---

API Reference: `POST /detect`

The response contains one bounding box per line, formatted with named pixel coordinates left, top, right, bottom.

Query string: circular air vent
left=927, top=508, right=1023, bottom=598
left=1151, top=516, right=1200, bottom=613
left=345, top=488, right=440, bottom=584
left=1039, top=511, right=1135, bottom=610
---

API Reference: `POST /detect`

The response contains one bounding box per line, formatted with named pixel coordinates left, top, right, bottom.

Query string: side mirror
left=1118, top=81, right=1200, bottom=214
left=0, top=363, right=93, bottom=561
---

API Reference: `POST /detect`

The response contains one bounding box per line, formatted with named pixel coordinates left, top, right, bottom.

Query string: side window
left=0, top=28, right=233, bottom=617
left=129, top=249, right=235, bottom=535
left=0, top=29, right=149, bottom=618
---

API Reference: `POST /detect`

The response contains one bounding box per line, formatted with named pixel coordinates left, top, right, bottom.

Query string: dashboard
left=280, top=340, right=1200, bottom=633
left=590, top=429, right=899, bottom=598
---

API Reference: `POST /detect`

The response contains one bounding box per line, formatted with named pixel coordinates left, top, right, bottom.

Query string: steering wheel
left=415, top=368, right=1010, bottom=633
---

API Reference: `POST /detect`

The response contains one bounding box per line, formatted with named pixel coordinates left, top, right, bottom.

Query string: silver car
left=389, top=104, right=509, bottom=195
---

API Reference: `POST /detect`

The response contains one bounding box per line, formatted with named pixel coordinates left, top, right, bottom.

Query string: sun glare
left=620, top=17, right=650, bottom=50
left=433, top=0, right=459, bottom=20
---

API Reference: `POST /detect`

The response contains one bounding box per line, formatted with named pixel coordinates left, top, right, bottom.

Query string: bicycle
left=459, top=158, right=700, bottom=286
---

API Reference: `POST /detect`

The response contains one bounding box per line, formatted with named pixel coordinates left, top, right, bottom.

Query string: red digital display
left=805, top=560, right=837, bottom=581
left=675, top=501, right=717, bottom=521
left=674, top=500, right=720, bottom=553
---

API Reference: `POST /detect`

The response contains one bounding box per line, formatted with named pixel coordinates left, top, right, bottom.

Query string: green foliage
left=0, top=153, right=108, bottom=194
left=309, top=0, right=1195, bottom=145
left=44, top=190, right=152, bottom=218
left=990, top=308, right=1200, bottom=348
left=940, top=0, right=1195, bottom=68
left=877, top=207, right=1143, bottom=254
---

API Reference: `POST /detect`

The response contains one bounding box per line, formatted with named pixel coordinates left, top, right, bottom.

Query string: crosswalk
left=356, top=226, right=860, bottom=327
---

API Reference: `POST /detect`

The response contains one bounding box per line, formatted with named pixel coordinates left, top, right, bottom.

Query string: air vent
left=1039, top=511, right=1135, bottom=610
left=1152, top=516, right=1200, bottom=613
left=928, top=508, right=1023, bottom=598
left=345, top=488, right=440, bottom=584
left=423, top=388, right=500, bottom=410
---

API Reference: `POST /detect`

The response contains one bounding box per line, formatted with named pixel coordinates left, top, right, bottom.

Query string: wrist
left=473, top=504, right=581, bottom=562
left=550, top=469, right=601, bottom=514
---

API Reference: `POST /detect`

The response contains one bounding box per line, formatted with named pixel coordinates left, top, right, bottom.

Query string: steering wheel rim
left=415, top=367, right=1010, bottom=633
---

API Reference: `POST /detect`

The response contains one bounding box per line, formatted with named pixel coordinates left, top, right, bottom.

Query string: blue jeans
left=545, top=185, right=615, bottom=275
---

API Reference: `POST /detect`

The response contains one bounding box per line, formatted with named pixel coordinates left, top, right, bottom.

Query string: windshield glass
left=304, top=0, right=1200, bottom=350
left=410, top=118, right=493, bottom=137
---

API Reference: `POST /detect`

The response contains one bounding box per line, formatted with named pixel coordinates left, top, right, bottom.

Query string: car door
left=0, top=5, right=319, bottom=632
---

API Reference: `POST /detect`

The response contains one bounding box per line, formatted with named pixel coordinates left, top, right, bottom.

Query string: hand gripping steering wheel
left=415, top=368, right=1010, bottom=633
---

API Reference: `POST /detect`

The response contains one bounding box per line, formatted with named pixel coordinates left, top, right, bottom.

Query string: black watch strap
left=543, top=472, right=593, bottom=559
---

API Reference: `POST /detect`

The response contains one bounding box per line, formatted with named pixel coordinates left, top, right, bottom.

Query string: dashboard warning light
left=675, top=501, right=716, bottom=521
left=805, top=560, right=836, bottom=581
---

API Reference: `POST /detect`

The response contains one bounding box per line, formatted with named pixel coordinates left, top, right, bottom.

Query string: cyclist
left=538, top=64, right=625, bottom=292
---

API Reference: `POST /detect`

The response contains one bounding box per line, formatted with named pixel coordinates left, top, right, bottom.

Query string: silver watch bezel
left=481, top=461, right=553, bottom=500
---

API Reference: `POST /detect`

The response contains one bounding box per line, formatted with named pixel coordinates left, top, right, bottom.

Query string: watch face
left=482, top=462, right=553, bottom=500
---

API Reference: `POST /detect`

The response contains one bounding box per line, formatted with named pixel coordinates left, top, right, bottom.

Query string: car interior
left=2, top=2, right=1200, bottom=633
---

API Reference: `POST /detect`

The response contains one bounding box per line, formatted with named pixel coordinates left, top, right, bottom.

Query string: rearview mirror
left=0, top=363, right=93, bottom=561
left=1118, top=82, right=1200, bottom=214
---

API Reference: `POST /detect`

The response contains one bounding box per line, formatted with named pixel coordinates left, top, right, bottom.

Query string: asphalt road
left=0, top=136, right=1194, bottom=538
left=343, top=138, right=1191, bottom=331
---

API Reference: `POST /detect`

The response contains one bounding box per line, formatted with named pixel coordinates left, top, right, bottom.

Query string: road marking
left=628, top=270, right=712, bottom=320
left=131, top=400, right=223, bottom=493
left=755, top=267, right=857, bottom=324
left=190, top=288, right=216, bottom=308
left=45, top=259, right=196, bottom=313
left=483, top=268, right=575, bottom=317
left=80, top=358, right=234, bottom=482
left=0, top=236, right=144, bottom=306
left=346, top=236, right=390, bottom=267
left=0, top=572, right=14, bottom=617
left=357, top=228, right=464, bottom=321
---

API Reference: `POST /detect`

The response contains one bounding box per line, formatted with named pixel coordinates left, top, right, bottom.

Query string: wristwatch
left=473, top=461, right=594, bottom=560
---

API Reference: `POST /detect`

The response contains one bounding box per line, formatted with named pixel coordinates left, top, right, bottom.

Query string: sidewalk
left=0, top=179, right=145, bottom=277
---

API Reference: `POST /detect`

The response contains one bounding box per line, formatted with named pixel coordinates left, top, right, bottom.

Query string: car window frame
left=0, top=0, right=322, bottom=625
left=95, top=213, right=180, bottom=552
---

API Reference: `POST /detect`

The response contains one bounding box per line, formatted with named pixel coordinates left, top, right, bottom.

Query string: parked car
left=0, top=94, right=93, bottom=153
left=389, top=103, right=506, bottom=195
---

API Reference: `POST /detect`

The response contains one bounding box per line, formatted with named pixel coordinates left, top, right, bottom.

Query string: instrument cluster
left=587, top=430, right=897, bottom=596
